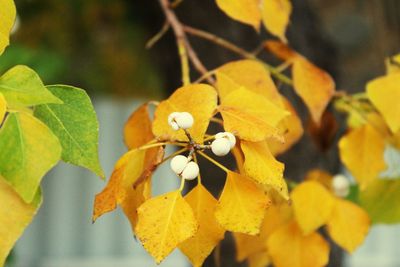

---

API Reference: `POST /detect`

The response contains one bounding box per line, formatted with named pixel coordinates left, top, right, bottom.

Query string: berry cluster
left=168, top=111, right=236, bottom=180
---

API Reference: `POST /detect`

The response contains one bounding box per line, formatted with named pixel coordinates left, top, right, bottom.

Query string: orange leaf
left=179, top=184, right=225, bottom=267
left=307, top=110, right=338, bottom=151
left=326, top=199, right=370, bottom=253
left=291, top=181, right=335, bottom=235
left=261, top=0, right=292, bottom=42
left=339, top=124, right=386, bottom=190
left=267, top=221, right=330, bottom=267
left=152, top=84, right=217, bottom=143
left=215, top=0, right=261, bottom=30
left=124, top=103, right=154, bottom=150
left=264, top=40, right=297, bottom=61
left=216, top=171, right=271, bottom=235
left=248, top=251, right=272, bottom=267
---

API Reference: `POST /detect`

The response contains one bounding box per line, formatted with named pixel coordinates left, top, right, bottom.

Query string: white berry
left=170, top=155, right=189, bottom=175
left=211, top=138, right=231, bottom=156
left=181, top=161, right=199, bottom=180
left=215, top=132, right=236, bottom=148
left=175, top=112, right=194, bottom=129
left=332, top=174, right=350, bottom=198
left=168, top=112, right=181, bottom=131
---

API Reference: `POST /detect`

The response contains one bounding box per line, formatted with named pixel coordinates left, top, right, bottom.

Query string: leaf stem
left=193, top=153, right=202, bottom=184
left=179, top=177, right=186, bottom=191
left=145, top=21, right=170, bottom=49
left=197, top=151, right=230, bottom=173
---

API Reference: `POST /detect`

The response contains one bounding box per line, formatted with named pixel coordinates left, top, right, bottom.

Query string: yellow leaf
left=326, top=199, right=370, bottom=253
left=93, top=146, right=164, bottom=222
left=264, top=40, right=298, bottom=61
left=216, top=171, right=271, bottom=235
left=261, top=0, right=292, bottom=42
left=216, top=59, right=282, bottom=105
left=385, top=53, right=400, bottom=74
left=219, top=88, right=289, bottom=142
left=338, top=124, right=386, bottom=190
left=215, top=0, right=261, bottom=30
left=234, top=203, right=292, bottom=261
left=292, top=57, right=335, bottom=123
left=267, top=221, right=330, bottom=267
left=152, top=84, right=217, bottom=143
left=179, top=184, right=225, bottom=267
left=0, top=177, right=41, bottom=266
left=291, top=181, right=335, bottom=235
left=0, top=0, right=16, bottom=55
left=367, top=73, right=400, bottom=133
left=248, top=251, right=272, bottom=267
left=304, top=169, right=333, bottom=191
left=268, top=96, right=303, bottom=155
left=135, top=190, right=198, bottom=264
left=124, top=103, right=154, bottom=150
left=0, top=93, right=6, bottom=123
left=241, top=140, right=288, bottom=200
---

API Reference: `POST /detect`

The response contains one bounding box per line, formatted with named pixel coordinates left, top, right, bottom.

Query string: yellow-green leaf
left=267, top=221, right=330, bottom=267
left=135, top=190, right=198, bottom=264
left=241, top=140, right=288, bottom=200
left=0, top=112, right=61, bottom=203
left=179, top=184, right=225, bottom=267
left=0, top=65, right=62, bottom=109
left=339, top=124, right=386, bottom=190
left=0, top=0, right=16, bottom=55
left=152, top=84, right=217, bottom=143
left=0, top=93, right=6, bottom=123
left=291, top=181, right=335, bottom=235
left=215, top=59, right=282, bottom=104
left=219, top=88, right=289, bottom=142
left=124, top=103, right=154, bottom=150
left=215, top=0, right=261, bottom=30
left=367, top=73, right=400, bottom=133
left=216, top=171, right=271, bottom=235
left=326, top=199, right=370, bottom=253
left=359, top=179, right=400, bottom=224
left=261, top=0, right=292, bottom=42
left=0, top=177, right=42, bottom=266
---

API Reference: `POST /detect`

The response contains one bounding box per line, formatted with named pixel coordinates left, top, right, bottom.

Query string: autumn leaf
left=34, top=85, right=104, bottom=178
left=215, top=59, right=282, bottom=105
left=291, top=181, right=335, bottom=235
left=124, top=103, right=154, bottom=150
left=0, top=0, right=16, bottom=55
left=152, top=84, right=217, bottom=143
left=267, top=221, right=330, bottom=267
left=215, top=0, right=261, bottom=30
left=179, top=184, right=225, bottom=267
left=219, top=88, right=289, bottom=142
left=216, top=171, right=271, bottom=235
left=385, top=53, right=400, bottom=74
left=264, top=40, right=297, bottom=61
left=339, top=124, right=386, bottom=190
left=326, top=199, right=370, bottom=253
left=261, top=0, right=292, bottom=42
left=0, top=177, right=42, bottom=266
left=307, top=111, right=338, bottom=152
left=367, top=73, right=400, bottom=133
left=135, top=190, right=198, bottom=264
left=241, top=140, right=288, bottom=200
left=268, top=96, right=303, bottom=156
left=248, top=251, right=272, bottom=267
left=0, top=93, right=5, bottom=123
left=0, top=65, right=62, bottom=109
left=0, top=112, right=61, bottom=203
left=304, top=169, right=333, bottom=191
left=234, top=203, right=292, bottom=262
left=359, top=179, right=400, bottom=224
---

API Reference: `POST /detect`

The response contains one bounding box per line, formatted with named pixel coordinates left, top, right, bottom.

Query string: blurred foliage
left=1, top=0, right=162, bottom=98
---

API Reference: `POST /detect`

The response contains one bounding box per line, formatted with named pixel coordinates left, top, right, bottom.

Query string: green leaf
left=0, top=112, right=61, bottom=202
left=34, top=85, right=104, bottom=178
left=359, top=179, right=400, bottom=224
left=0, top=65, right=62, bottom=109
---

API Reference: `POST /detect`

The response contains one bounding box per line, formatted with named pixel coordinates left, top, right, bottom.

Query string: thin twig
left=145, top=21, right=170, bottom=49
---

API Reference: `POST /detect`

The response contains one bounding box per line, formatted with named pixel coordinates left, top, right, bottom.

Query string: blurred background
left=4, top=0, right=400, bottom=266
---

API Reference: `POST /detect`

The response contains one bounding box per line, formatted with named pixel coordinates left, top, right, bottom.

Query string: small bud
left=215, top=132, right=236, bottom=148
left=170, top=155, right=189, bottom=175
left=168, top=112, right=181, bottom=131
left=211, top=138, right=231, bottom=156
left=181, top=161, right=199, bottom=180
left=332, top=174, right=350, bottom=198
left=175, top=112, right=194, bottom=129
